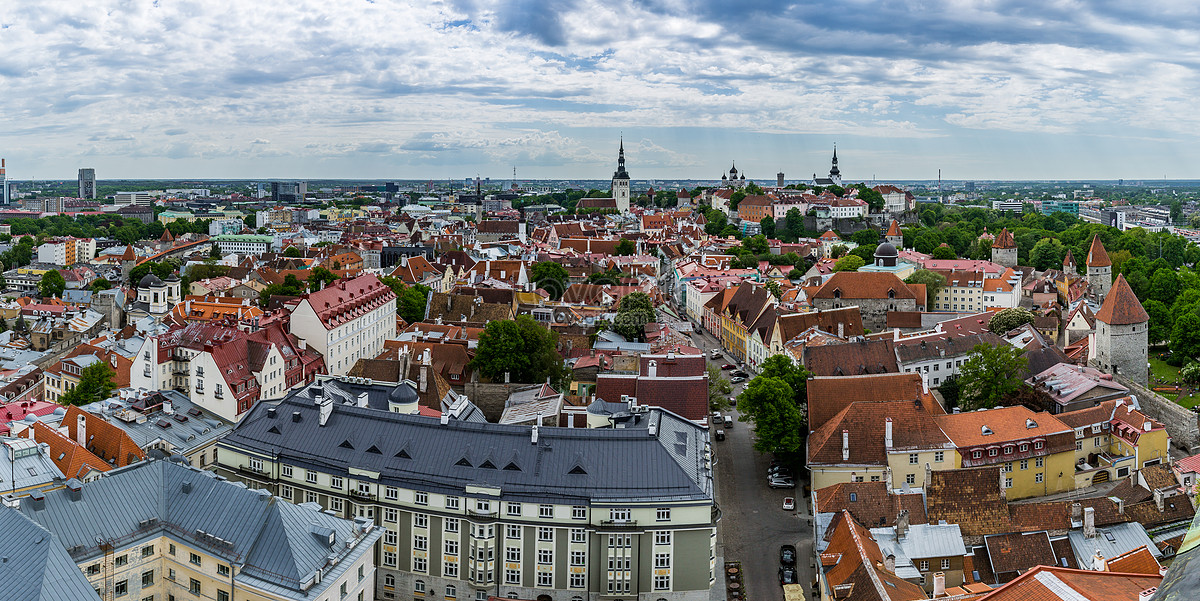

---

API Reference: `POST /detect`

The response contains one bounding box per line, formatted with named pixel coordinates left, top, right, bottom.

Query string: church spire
left=613, top=137, right=629, bottom=180
left=829, top=144, right=840, bottom=177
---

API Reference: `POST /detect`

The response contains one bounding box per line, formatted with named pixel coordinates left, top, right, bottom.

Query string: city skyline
left=1, top=1, right=1198, bottom=181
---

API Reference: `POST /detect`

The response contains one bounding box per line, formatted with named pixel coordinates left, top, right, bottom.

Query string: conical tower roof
left=885, top=220, right=901, bottom=237
left=1095, top=274, right=1148, bottom=325
left=992, top=228, right=1015, bottom=249
left=1087, top=235, right=1111, bottom=267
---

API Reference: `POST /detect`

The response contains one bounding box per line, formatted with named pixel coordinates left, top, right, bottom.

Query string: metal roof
left=1067, top=521, right=1161, bottom=569
left=221, top=386, right=714, bottom=504
left=0, top=505, right=96, bottom=601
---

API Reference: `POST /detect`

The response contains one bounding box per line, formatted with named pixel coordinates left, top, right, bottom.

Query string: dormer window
left=972, top=450, right=982, bottom=459
left=1003, top=445, right=1013, bottom=454
left=887, top=289, right=896, bottom=299
left=833, top=289, right=842, bottom=299
left=1026, top=418, right=1037, bottom=429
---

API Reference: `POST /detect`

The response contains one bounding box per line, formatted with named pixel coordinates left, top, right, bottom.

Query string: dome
left=874, top=242, right=898, bottom=258
left=139, top=273, right=164, bottom=288
left=166, top=273, right=180, bottom=282
left=388, top=382, right=419, bottom=406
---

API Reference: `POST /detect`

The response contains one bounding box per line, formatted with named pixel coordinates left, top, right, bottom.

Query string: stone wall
left=462, top=381, right=523, bottom=422
left=1115, top=373, right=1200, bottom=455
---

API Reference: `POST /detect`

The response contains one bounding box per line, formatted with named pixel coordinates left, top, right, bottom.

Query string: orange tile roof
left=934, top=405, right=1071, bottom=448
left=976, top=566, right=1160, bottom=601
left=30, top=421, right=111, bottom=480
left=885, top=220, right=901, bottom=237
left=812, top=271, right=917, bottom=300
left=1087, top=235, right=1112, bottom=267
left=992, top=227, right=1016, bottom=249
left=1106, top=546, right=1161, bottom=575
left=807, top=373, right=937, bottom=432
left=62, top=405, right=146, bottom=467
left=1095, top=274, right=1149, bottom=325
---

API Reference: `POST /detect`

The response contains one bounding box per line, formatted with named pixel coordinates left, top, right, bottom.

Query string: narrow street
left=689, top=325, right=815, bottom=601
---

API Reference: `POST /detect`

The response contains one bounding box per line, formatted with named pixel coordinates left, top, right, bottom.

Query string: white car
left=783, top=497, right=795, bottom=511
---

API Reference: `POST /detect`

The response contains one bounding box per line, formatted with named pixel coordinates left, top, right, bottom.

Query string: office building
left=271, top=181, right=307, bottom=203
left=77, top=168, right=96, bottom=199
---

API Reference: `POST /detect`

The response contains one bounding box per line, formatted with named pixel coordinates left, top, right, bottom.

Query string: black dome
left=875, top=242, right=898, bottom=257
left=139, top=274, right=164, bottom=288
left=166, top=273, right=180, bottom=281
left=388, top=382, right=419, bottom=406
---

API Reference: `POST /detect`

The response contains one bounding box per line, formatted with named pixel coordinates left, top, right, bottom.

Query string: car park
left=783, top=497, right=795, bottom=511
left=779, top=545, right=797, bottom=566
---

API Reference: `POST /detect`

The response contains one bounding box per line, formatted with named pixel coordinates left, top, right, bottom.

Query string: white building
left=36, top=237, right=95, bottom=265
left=289, top=274, right=398, bottom=375
left=212, top=234, right=272, bottom=255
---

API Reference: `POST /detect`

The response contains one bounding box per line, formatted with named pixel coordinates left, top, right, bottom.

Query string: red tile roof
left=809, top=399, right=949, bottom=467
left=812, top=272, right=917, bottom=300
left=992, top=227, right=1016, bottom=249
left=62, top=405, right=145, bottom=467
left=807, top=373, right=936, bottom=432
left=1105, top=546, right=1161, bottom=575
left=885, top=220, right=901, bottom=237
left=1087, top=235, right=1112, bottom=267
left=1095, top=274, right=1149, bottom=325
left=30, top=421, right=111, bottom=480
left=302, top=274, right=397, bottom=331
left=975, top=566, right=1160, bottom=601
left=934, top=405, right=1071, bottom=448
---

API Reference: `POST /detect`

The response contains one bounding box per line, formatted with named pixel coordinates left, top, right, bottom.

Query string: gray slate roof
left=78, top=390, right=233, bottom=455
left=221, top=388, right=713, bottom=504
left=0, top=505, right=96, bottom=601
left=18, top=459, right=380, bottom=598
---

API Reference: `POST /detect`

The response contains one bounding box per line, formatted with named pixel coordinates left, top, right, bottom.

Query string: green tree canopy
left=958, top=344, right=1028, bottom=410
left=988, top=307, right=1037, bottom=335
left=613, top=292, right=655, bottom=342
left=787, top=268, right=803, bottom=280
left=833, top=255, right=864, bottom=272
left=90, top=278, right=112, bottom=293
left=850, top=229, right=879, bottom=246
left=1029, top=238, right=1067, bottom=271
left=60, top=361, right=116, bottom=406
left=614, top=239, right=636, bottom=256
left=1171, top=313, right=1200, bottom=363
left=307, top=266, right=339, bottom=292
left=757, top=354, right=812, bottom=406
left=38, top=269, right=66, bottom=299
left=764, top=280, right=782, bottom=300
left=708, top=365, right=733, bottom=411
left=531, top=261, right=570, bottom=300
left=1143, top=299, right=1172, bottom=345
left=760, top=216, right=776, bottom=239
left=931, top=245, right=957, bottom=260
left=283, top=246, right=302, bottom=258
left=855, top=187, right=885, bottom=213
left=905, top=269, right=947, bottom=302
left=736, top=376, right=805, bottom=455
left=471, top=315, right=568, bottom=387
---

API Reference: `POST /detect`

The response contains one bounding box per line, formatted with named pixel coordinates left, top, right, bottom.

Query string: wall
left=1114, top=374, right=1200, bottom=454
left=462, top=380, right=523, bottom=422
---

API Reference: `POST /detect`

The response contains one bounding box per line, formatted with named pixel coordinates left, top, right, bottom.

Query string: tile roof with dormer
left=807, top=373, right=938, bottom=432
left=808, top=399, right=951, bottom=468
left=303, top=274, right=397, bottom=331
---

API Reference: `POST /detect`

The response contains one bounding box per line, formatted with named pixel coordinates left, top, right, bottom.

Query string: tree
left=759, top=216, right=776, bottom=239
left=931, top=245, right=957, bottom=260
left=90, top=278, right=112, bottom=293
left=283, top=246, right=302, bottom=258
left=1183, top=362, right=1200, bottom=385
left=243, top=214, right=256, bottom=229
left=307, top=266, right=339, bottom=291
left=787, top=268, right=803, bottom=280
left=833, top=255, right=864, bottom=272
left=708, top=365, right=732, bottom=410
left=0, top=316, right=7, bottom=333
left=829, top=244, right=848, bottom=259
left=0, top=272, right=6, bottom=291
left=742, top=235, right=769, bottom=255
left=856, top=187, right=885, bottom=213
left=988, top=307, right=1037, bottom=335
left=259, top=274, right=307, bottom=307
left=1171, top=313, right=1200, bottom=362
left=588, top=268, right=624, bottom=285
left=60, top=361, right=116, bottom=406
left=471, top=315, right=568, bottom=387
left=38, top=269, right=66, bottom=299
left=736, top=376, right=805, bottom=454
left=850, top=229, right=879, bottom=246
left=785, top=208, right=804, bottom=240
left=1150, top=268, right=1181, bottom=306
left=1144, top=299, right=1172, bottom=345
left=613, top=292, right=655, bottom=342
left=209, top=244, right=222, bottom=259
left=1029, top=238, right=1066, bottom=271
left=531, top=261, right=570, bottom=300
left=398, top=284, right=431, bottom=324
left=757, top=354, right=811, bottom=405
left=614, top=239, right=636, bottom=256
left=849, top=245, right=876, bottom=264
left=938, top=374, right=961, bottom=410
left=764, top=279, right=782, bottom=300
left=957, top=344, right=1028, bottom=410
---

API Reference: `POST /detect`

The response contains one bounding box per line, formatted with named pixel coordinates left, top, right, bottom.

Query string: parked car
left=778, top=567, right=798, bottom=585
left=730, top=376, right=746, bottom=383
left=782, top=497, right=795, bottom=511
left=768, top=467, right=793, bottom=478
left=723, top=415, right=734, bottom=428
left=731, top=370, right=749, bottom=378
left=779, top=545, right=797, bottom=566
left=768, top=477, right=796, bottom=489
left=721, top=364, right=735, bottom=370
left=714, top=429, right=725, bottom=441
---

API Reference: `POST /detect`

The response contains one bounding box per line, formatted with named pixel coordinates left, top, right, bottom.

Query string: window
left=571, top=550, right=586, bottom=566
left=445, top=518, right=459, bottom=533
left=306, top=470, right=317, bottom=484
left=359, top=564, right=365, bottom=581
left=115, top=581, right=128, bottom=597
left=142, top=571, right=154, bottom=587
left=385, top=508, right=398, bottom=522
left=1034, top=441, right=1044, bottom=449
left=115, top=554, right=128, bottom=567
left=505, top=569, right=521, bottom=584
left=506, top=547, right=521, bottom=562
left=934, top=451, right=944, bottom=463
left=445, top=496, right=460, bottom=510
left=655, top=531, right=672, bottom=545
left=444, top=562, right=459, bottom=578
left=385, top=486, right=398, bottom=500
left=331, top=476, right=343, bottom=489
left=330, top=497, right=344, bottom=513
left=1036, top=457, right=1044, bottom=467
left=1005, top=478, right=1013, bottom=488
left=1020, top=459, right=1029, bottom=470
left=655, top=575, right=671, bottom=590
left=571, top=506, right=587, bottom=519
left=570, top=573, right=586, bottom=588
left=88, top=564, right=100, bottom=576
left=538, top=549, right=553, bottom=564
left=1019, top=443, right=1029, bottom=452
left=972, top=450, right=982, bottom=459
left=919, top=560, right=929, bottom=571
left=306, top=491, right=317, bottom=503
left=190, top=579, right=201, bottom=595
left=655, top=553, right=671, bottom=568
left=506, top=524, right=521, bottom=539
left=1035, top=472, right=1044, bottom=483
left=539, top=504, right=554, bottom=518
left=415, top=491, right=428, bottom=505
left=217, top=592, right=229, bottom=601
left=385, top=574, right=396, bottom=588
left=1076, top=441, right=1083, bottom=451
left=1003, top=446, right=1013, bottom=454
left=538, top=527, right=554, bottom=542
left=217, top=564, right=230, bottom=577
left=610, top=508, right=631, bottom=521
left=476, top=592, right=488, bottom=601
left=445, top=539, right=459, bottom=556
left=383, top=551, right=397, bottom=566
left=942, top=559, right=951, bottom=570
left=656, top=507, right=671, bottom=521
left=905, top=473, right=916, bottom=485
left=190, top=553, right=202, bottom=566
left=414, top=580, right=427, bottom=594
left=385, top=530, right=398, bottom=545
left=413, top=557, right=428, bottom=573
left=1004, top=462, right=1013, bottom=473
left=409, top=513, right=425, bottom=528
left=1095, top=436, right=1103, bottom=447
left=414, top=535, right=428, bottom=551
left=988, top=448, right=998, bottom=457
left=142, top=546, right=154, bottom=558
left=446, top=585, right=457, bottom=599
left=507, top=502, right=523, bottom=517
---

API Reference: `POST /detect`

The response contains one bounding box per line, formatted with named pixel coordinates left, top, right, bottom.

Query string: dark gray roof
left=221, top=392, right=713, bottom=504
left=17, top=459, right=380, bottom=598
left=0, top=505, right=96, bottom=601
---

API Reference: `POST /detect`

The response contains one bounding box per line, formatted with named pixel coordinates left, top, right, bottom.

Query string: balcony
left=237, top=464, right=270, bottom=477
left=349, top=489, right=377, bottom=501
left=598, top=519, right=640, bottom=530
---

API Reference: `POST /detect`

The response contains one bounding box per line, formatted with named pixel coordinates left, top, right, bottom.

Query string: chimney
left=1084, top=506, right=1096, bottom=539
left=925, top=462, right=931, bottom=486
left=1092, top=550, right=1107, bottom=571
left=896, top=509, right=910, bottom=539
left=318, top=395, right=334, bottom=426
left=1154, top=489, right=1165, bottom=511
left=357, top=392, right=368, bottom=408
left=933, top=572, right=946, bottom=598
left=842, top=430, right=850, bottom=461
left=1116, top=497, right=1124, bottom=515
left=1071, top=502, right=1082, bottom=523
left=999, top=467, right=1007, bottom=501
left=648, top=360, right=658, bottom=378
left=883, top=553, right=895, bottom=573
left=922, top=376, right=929, bottom=395
left=76, top=413, right=87, bottom=447
left=419, top=350, right=430, bottom=393
left=66, top=479, right=83, bottom=502
left=884, top=418, right=893, bottom=449
left=531, top=424, right=539, bottom=445
left=885, top=467, right=893, bottom=490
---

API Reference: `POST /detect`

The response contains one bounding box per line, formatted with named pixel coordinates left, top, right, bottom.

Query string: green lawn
left=1148, top=356, right=1200, bottom=408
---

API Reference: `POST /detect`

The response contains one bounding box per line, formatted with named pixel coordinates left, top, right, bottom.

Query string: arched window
left=385, top=574, right=395, bottom=587
left=414, top=580, right=426, bottom=594
left=447, top=585, right=457, bottom=598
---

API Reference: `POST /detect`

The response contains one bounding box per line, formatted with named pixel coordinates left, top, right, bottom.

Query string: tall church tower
left=829, top=146, right=842, bottom=186
left=612, top=138, right=631, bottom=213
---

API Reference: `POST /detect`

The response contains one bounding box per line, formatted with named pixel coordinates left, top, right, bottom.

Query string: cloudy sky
left=1, top=0, right=1198, bottom=181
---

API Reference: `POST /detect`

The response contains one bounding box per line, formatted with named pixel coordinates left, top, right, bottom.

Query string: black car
left=779, top=545, right=797, bottom=566
left=778, top=567, right=798, bottom=585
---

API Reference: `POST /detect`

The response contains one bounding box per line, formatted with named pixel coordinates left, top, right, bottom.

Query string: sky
left=1, top=0, right=1199, bottom=181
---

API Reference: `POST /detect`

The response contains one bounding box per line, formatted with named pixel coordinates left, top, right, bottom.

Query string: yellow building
left=935, top=405, right=1077, bottom=500
left=1058, top=397, right=1170, bottom=488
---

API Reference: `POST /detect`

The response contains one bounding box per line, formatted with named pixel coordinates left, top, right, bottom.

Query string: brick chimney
left=896, top=509, right=910, bottom=539
left=1084, top=506, right=1096, bottom=539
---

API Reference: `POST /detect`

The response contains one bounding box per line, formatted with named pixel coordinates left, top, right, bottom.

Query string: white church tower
left=612, top=138, right=631, bottom=213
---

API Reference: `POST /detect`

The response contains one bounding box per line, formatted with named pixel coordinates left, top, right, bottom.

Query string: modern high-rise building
left=77, top=167, right=96, bottom=199
left=271, top=180, right=307, bottom=203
